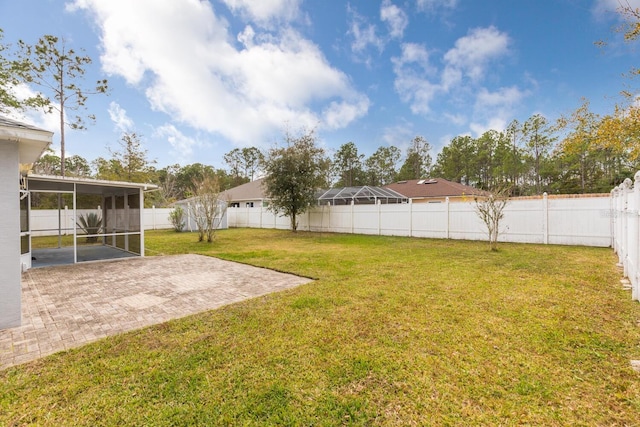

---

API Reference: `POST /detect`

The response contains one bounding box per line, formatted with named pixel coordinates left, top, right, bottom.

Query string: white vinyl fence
left=612, top=174, right=640, bottom=301
left=33, top=194, right=613, bottom=246
left=31, top=206, right=175, bottom=236
left=227, top=193, right=612, bottom=247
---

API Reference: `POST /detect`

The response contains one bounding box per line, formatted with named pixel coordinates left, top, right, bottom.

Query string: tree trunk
left=59, top=103, right=65, bottom=177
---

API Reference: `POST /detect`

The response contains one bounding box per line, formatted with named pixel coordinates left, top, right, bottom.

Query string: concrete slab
left=0, top=254, right=313, bottom=370
left=31, top=245, right=137, bottom=268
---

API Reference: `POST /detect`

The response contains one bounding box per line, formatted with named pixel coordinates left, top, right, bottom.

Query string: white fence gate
left=227, top=194, right=612, bottom=247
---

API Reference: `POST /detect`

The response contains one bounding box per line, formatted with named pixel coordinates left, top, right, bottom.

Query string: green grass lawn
left=3, top=228, right=640, bottom=426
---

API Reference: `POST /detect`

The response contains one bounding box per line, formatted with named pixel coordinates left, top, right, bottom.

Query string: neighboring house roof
left=220, top=177, right=267, bottom=202
left=385, top=178, right=489, bottom=199
left=174, top=178, right=267, bottom=206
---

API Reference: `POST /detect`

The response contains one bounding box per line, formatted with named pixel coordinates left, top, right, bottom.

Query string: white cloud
left=237, top=25, right=256, bottom=48
left=392, top=43, right=438, bottom=114
left=155, top=123, right=198, bottom=164
left=68, top=0, right=368, bottom=145
left=347, top=5, right=384, bottom=61
left=416, top=0, right=458, bottom=13
left=470, top=86, right=529, bottom=136
left=475, top=86, right=527, bottom=108
left=443, top=26, right=510, bottom=84
left=395, top=42, right=431, bottom=66
left=381, top=0, right=408, bottom=39
left=391, top=25, right=522, bottom=131
left=322, top=96, right=370, bottom=129
left=107, top=101, right=134, bottom=133
left=395, top=76, right=440, bottom=115
left=220, top=0, right=301, bottom=27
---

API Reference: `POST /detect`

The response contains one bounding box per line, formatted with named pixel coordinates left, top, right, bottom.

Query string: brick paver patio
left=0, top=254, right=312, bottom=370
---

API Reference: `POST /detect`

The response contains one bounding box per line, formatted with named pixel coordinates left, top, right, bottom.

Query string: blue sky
left=0, top=0, right=638, bottom=170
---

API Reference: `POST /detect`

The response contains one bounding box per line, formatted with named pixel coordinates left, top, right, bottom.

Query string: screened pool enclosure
left=317, top=186, right=407, bottom=206
left=23, top=174, right=157, bottom=269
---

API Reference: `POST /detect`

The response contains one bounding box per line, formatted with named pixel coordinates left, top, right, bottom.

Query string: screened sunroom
left=317, top=186, right=407, bottom=206
left=24, top=174, right=157, bottom=269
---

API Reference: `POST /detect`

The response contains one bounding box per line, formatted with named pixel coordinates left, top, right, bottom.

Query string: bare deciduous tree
left=475, top=187, right=510, bottom=251
left=191, top=176, right=227, bottom=242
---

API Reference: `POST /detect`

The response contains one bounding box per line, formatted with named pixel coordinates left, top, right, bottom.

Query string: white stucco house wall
left=0, top=117, right=53, bottom=330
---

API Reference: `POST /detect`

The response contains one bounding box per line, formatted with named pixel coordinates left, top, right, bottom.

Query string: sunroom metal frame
left=318, top=186, right=408, bottom=206
left=24, top=174, right=157, bottom=269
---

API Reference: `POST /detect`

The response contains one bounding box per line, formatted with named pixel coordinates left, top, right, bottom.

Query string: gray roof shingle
left=0, top=116, right=49, bottom=133
left=385, top=178, right=489, bottom=199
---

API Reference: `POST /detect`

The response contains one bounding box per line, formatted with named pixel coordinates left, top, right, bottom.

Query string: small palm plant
left=77, top=212, right=103, bottom=243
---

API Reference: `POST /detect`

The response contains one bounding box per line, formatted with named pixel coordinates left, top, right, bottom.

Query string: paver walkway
left=0, top=254, right=313, bottom=370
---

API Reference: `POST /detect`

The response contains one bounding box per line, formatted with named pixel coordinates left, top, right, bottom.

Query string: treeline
left=33, top=99, right=640, bottom=207
left=433, top=100, right=640, bottom=195
left=330, top=99, right=640, bottom=196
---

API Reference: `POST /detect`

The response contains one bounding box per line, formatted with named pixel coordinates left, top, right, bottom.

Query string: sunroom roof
left=26, top=174, right=158, bottom=195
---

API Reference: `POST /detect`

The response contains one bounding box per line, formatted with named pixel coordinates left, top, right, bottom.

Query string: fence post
left=446, top=197, right=450, bottom=239
left=260, top=205, right=263, bottom=229
left=611, top=188, right=617, bottom=252
left=409, top=199, right=413, bottom=238
left=378, top=199, right=382, bottom=235
left=351, top=200, right=354, bottom=234
left=623, top=178, right=633, bottom=278
left=616, top=185, right=624, bottom=262
left=542, top=192, right=549, bottom=244
left=633, top=172, right=640, bottom=300
left=619, top=184, right=624, bottom=261
left=619, top=183, right=625, bottom=267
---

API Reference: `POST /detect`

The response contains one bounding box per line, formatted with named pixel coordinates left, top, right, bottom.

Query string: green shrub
left=169, top=206, right=186, bottom=232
